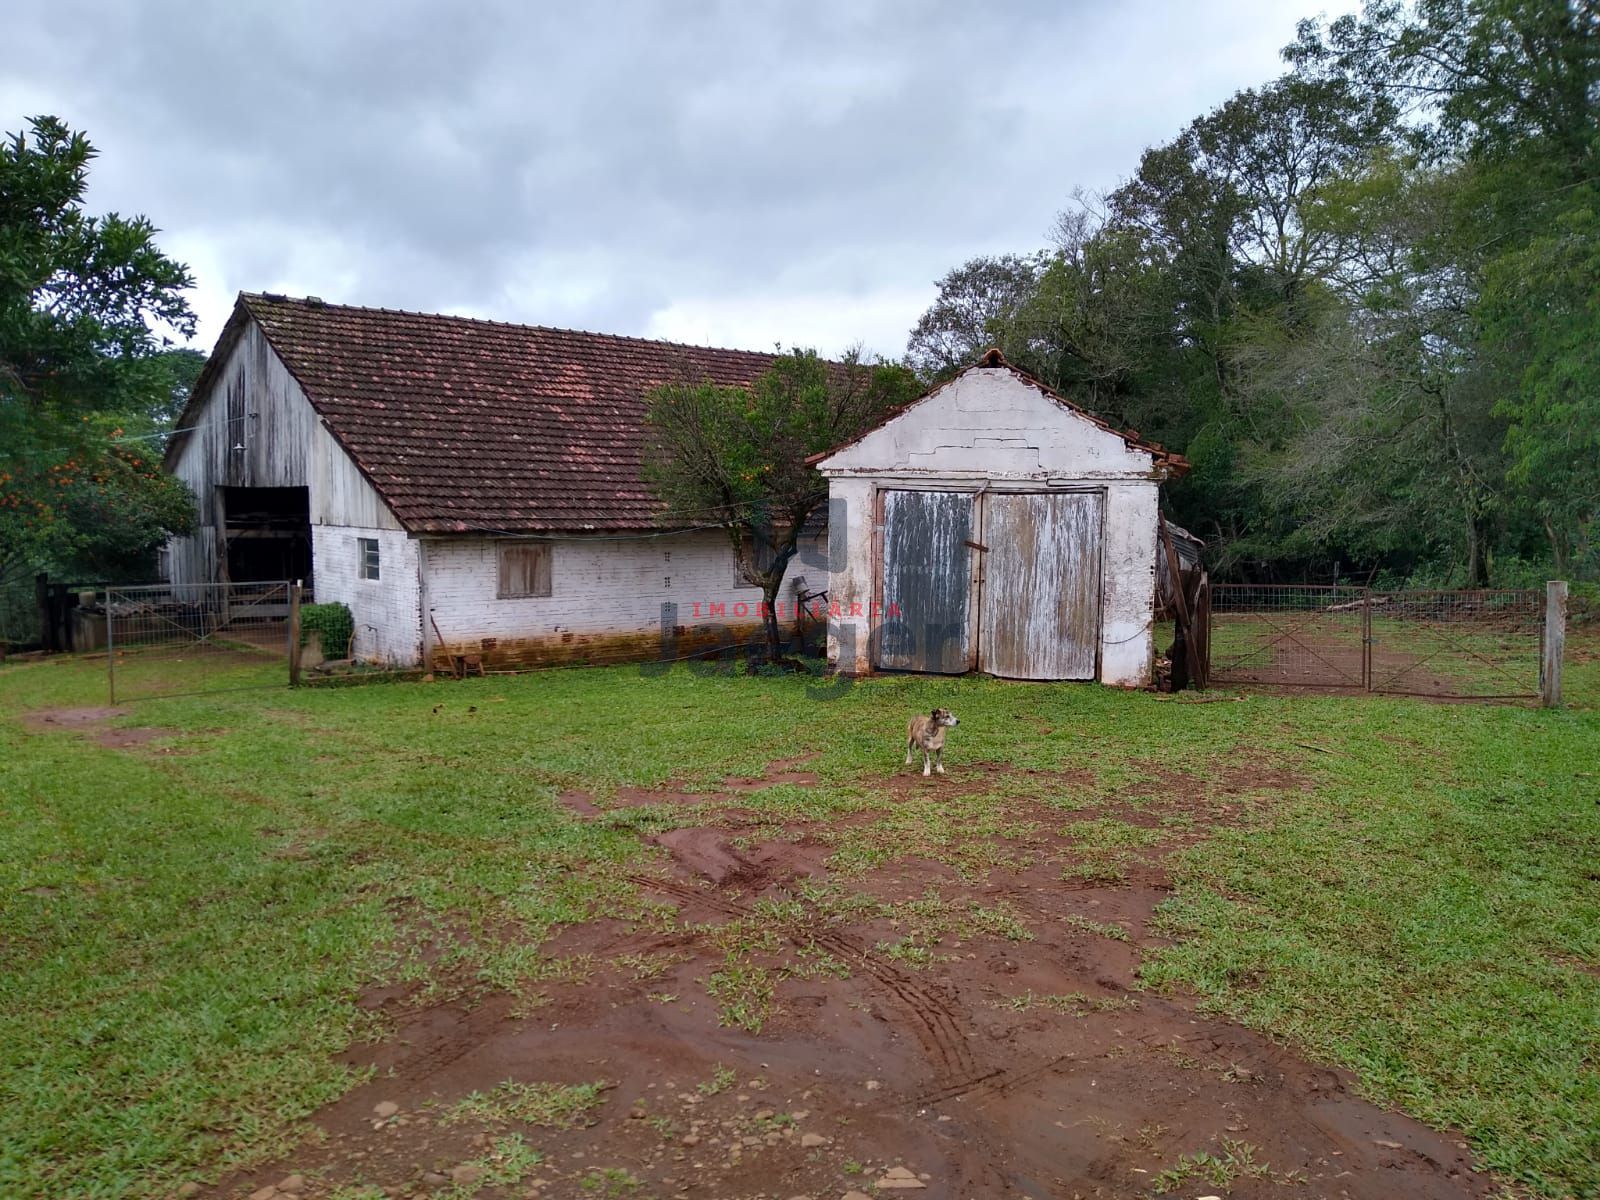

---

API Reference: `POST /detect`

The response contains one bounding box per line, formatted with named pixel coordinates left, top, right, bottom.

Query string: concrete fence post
left=1541, top=580, right=1567, bottom=708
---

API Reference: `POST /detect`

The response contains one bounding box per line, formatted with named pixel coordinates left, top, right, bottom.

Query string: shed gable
left=814, top=365, right=1160, bottom=480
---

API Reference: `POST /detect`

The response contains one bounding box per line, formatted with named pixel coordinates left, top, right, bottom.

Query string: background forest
left=2, top=0, right=1596, bottom=651
left=908, top=0, right=1599, bottom=588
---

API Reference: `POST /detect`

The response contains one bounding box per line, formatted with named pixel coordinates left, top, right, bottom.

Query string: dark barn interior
left=221, top=486, right=312, bottom=585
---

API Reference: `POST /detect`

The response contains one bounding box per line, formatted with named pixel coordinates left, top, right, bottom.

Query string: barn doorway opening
left=221, top=486, right=312, bottom=587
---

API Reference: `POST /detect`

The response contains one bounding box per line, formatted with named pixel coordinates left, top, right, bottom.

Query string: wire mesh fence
left=102, top=581, right=293, bottom=702
left=1208, top=584, right=1545, bottom=700
left=1366, top=589, right=1544, bottom=699
left=1209, top=584, right=1369, bottom=689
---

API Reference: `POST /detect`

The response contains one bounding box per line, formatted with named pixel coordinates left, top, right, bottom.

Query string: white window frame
left=358, top=536, right=380, bottom=581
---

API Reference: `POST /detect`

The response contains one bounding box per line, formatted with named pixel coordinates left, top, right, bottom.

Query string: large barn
left=162, top=294, right=822, bottom=669
left=813, top=350, right=1188, bottom=687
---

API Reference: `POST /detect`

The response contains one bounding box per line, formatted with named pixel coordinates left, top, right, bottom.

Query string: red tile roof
left=176, top=293, right=787, bottom=533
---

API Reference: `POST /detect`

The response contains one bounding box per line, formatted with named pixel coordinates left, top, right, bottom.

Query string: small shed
left=811, top=350, right=1188, bottom=686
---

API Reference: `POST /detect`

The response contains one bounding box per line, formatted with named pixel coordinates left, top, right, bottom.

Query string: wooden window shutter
left=498, top=543, right=552, bottom=598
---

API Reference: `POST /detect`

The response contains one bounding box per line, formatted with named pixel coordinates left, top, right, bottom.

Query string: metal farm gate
left=1209, top=585, right=1553, bottom=701
left=102, top=580, right=298, bottom=702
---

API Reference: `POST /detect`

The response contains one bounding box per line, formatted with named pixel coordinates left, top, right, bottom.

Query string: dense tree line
left=908, top=0, right=1599, bottom=586
left=0, top=117, right=200, bottom=641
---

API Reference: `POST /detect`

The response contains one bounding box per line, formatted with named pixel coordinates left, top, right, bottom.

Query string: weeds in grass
left=877, top=936, right=946, bottom=967
left=477, top=1134, right=543, bottom=1189
left=431, top=1134, right=544, bottom=1200
left=697, top=1064, right=737, bottom=1096
left=578, top=1165, right=640, bottom=1195
left=1063, top=817, right=1162, bottom=850
left=706, top=957, right=775, bottom=1031
left=1004, top=990, right=1140, bottom=1015
left=1061, top=913, right=1131, bottom=941
left=443, top=1080, right=607, bottom=1129
left=1150, top=1139, right=1271, bottom=1194
left=823, top=792, right=1042, bottom=879
left=1134, top=1123, right=1168, bottom=1152
left=789, top=942, right=851, bottom=979
left=1061, top=858, right=1129, bottom=885
left=478, top=946, right=595, bottom=993
left=614, top=950, right=687, bottom=981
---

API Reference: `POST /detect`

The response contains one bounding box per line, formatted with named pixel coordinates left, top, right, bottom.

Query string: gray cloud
left=5, top=0, right=1354, bottom=356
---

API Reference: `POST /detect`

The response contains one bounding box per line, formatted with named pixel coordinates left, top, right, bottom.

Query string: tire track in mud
left=627, top=871, right=986, bottom=1092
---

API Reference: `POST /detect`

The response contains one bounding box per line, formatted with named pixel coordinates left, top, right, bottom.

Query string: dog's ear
left=931, top=708, right=939, bottom=718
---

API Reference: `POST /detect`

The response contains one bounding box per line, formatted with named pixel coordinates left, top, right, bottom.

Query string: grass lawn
left=1, top=642, right=1596, bottom=1198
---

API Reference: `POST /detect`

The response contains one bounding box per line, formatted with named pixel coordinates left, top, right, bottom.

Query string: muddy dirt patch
left=19, top=706, right=182, bottom=752
left=650, top=827, right=832, bottom=891
left=95, top=725, right=179, bottom=750
left=208, top=781, right=1491, bottom=1200
left=19, top=705, right=127, bottom=730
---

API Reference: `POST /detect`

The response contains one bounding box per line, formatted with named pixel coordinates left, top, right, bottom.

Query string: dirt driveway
left=204, top=759, right=1485, bottom=1200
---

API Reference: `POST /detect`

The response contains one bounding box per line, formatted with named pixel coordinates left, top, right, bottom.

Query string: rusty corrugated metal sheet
left=979, top=492, right=1102, bottom=680
left=876, top=489, right=974, bottom=674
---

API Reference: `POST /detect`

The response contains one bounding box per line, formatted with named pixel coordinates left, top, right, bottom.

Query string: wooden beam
left=1541, top=580, right=1567, bottom=708
left=1159, top=521, right=1204, bottom=691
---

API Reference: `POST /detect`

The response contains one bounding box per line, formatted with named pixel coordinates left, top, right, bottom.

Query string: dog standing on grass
left=906, top=708, right=960, bottom=776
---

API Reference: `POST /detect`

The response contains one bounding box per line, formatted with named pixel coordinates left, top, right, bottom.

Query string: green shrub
left=300, top=602, right=353, bottom=658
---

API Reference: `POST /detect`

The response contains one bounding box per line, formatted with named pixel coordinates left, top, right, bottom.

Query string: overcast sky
left=6, top=1, right=1354, bottom=359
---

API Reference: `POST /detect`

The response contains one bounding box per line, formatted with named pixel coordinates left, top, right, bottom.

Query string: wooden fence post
left=1159, top=521, right=1204, bottom=690
left=288, top=579, right=303, bottom=687
left=1541, top=580, right=1567, bottom=708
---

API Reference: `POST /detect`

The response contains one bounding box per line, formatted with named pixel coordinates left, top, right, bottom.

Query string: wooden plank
left=1542, top=579, right=1567, bottom=707
left=1160, top=521, right=1202, bottom=689
left=1190, top=572, right=1211, bottom=690
left=875, top=490, right=974, bottom=673
left=979, top=492, right=1102, bottom=680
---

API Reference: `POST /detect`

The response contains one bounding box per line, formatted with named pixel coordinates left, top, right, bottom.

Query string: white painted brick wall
left=310, top=525, right=421, bottom=665
left=420, top=529, right=828, bottom=663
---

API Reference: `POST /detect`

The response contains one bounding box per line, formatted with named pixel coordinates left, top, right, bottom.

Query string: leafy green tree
left=645, top=349, right=920, bottom=662
left=1290, top=0, right=1600, bottom=580
left=1483, top=196, right=1600, bottom=574
left=905, top=254, right=1044, bottom=380
left=0, top=116, right=198, bottom=614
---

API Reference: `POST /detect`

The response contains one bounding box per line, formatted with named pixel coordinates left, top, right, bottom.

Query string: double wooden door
left=875, top=488, right=1103, bottom=680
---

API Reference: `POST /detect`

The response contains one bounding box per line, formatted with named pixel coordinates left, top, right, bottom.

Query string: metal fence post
left=1541, top=580, right=1567, bottom=708
left=1361, top=589, right=1372, bottom=692
left=104, top=585, right=116, bottom=705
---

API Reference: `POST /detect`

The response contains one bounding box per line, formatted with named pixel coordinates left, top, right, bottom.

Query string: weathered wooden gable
left=168, top=318, right=403, bottom=533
